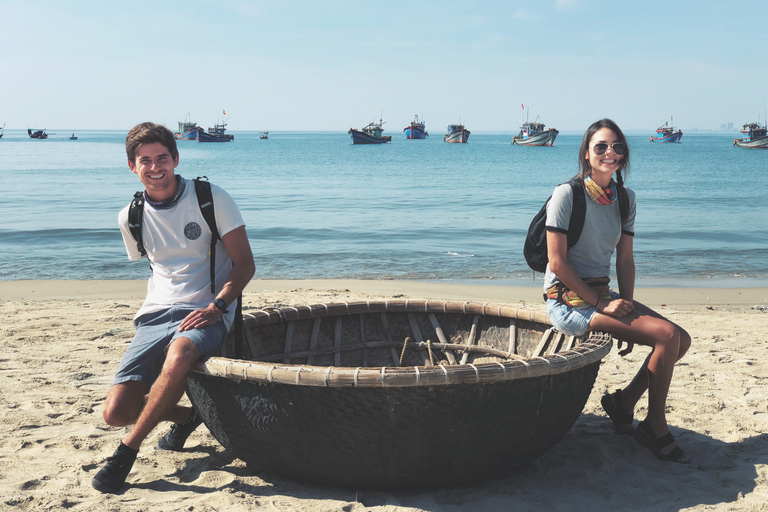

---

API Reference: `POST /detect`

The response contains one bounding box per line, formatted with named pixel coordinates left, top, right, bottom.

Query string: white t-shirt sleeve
left=211, top=185, right=245, bottom=237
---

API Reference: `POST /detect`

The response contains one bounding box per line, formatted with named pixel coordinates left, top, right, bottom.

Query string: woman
left=544, top=118, right=691, bottom=463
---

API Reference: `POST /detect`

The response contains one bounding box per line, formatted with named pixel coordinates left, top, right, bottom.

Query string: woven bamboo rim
left=190, top=300, right=613, bottom=388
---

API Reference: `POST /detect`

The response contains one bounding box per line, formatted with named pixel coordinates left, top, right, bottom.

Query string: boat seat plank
left=509, top=319, right=517, bottom=355
left=459, top=315, right=480, bottom=365
left=407, top=312, right=431, bottom=365
left=334, top=318, right=342, bottom=367
left=548, top=332, right=564, bottom=355
left=360, top=315, right=369, bottom=367
left=283, top=322, right=294, bottom=364
left=307, top=318, right=321, bottom=365
left=429, top=313, right=457, bottom=364
left=532, top=328, right=552, bottom=358
left=381, top=313, right=400, bottom=366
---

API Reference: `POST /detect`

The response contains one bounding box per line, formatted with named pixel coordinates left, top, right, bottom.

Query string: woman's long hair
left=576, top=118, right=631, bottom=184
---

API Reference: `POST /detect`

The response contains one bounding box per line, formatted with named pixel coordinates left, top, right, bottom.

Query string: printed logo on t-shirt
left=184, top=222, right=202, bottom=240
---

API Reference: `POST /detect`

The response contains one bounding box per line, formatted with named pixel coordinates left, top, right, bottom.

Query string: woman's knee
left=676, top=327, right=692, bottom=360
left=652, top=320, right=681, bottom=351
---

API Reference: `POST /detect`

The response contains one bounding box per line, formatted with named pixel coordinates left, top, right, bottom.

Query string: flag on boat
left=223, top=109, right=227, bottom=115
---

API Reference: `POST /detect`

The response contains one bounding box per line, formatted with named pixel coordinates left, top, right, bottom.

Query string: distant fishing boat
left=69, top=132, right=78, bottom=140
left=260, top=131, right=268, bottom=139
left=349, top=118, right=392, bottom=144
left=403, top=115, right=428, bottom=139
left=175, top=113, right=198, bottom=140
left=512, top=106, right=558, bottom=146
left=28, top=128, right=48, bottom=139
left=0, top=123, right=4, bottom=139
left=649, top=119, right=682, bottom=143
left=733, top=121, right=768, bottom=149
left=444, top=123, right=469, bottom=143
left=197, top=122, right=234, bottom=142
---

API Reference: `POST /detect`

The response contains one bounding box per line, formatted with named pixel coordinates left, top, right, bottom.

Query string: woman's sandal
left=632, top=420, right=690, bottom=464
left=600, top=389, right=634, bottom=436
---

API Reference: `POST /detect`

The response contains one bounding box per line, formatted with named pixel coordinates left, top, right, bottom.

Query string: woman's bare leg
left=590, top=302, right=691, bottom=460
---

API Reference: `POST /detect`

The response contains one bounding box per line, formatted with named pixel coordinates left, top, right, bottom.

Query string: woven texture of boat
left=187, top=300, right=612, bottom=489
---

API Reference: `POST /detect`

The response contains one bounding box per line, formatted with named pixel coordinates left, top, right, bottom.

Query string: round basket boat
left=187, top=300, right=612, bottom=489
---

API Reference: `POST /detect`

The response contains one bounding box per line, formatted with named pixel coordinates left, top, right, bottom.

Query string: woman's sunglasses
left=592, top=142, right=626, bottom=156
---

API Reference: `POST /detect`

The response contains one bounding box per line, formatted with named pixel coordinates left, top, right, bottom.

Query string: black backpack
left=128, top=176, right=244, bottom=357
left=523, top=176, right=629, bottom=273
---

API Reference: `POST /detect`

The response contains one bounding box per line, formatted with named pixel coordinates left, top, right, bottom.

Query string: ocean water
left=1, top=128, right=766, bottom=286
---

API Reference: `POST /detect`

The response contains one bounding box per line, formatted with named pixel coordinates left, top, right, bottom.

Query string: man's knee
left=163, top=337, right=201, bottom=376
left=102, top=382, right=147, bottom=427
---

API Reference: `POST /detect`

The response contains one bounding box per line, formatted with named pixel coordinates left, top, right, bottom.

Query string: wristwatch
left=212, top=298, right=229, bottom=313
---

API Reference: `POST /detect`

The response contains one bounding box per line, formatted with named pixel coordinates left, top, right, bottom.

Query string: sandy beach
left=1, top=279, right=767, bottom=511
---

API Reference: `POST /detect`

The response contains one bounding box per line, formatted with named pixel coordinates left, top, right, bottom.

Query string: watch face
left=215, top=299, right=226, bottom=311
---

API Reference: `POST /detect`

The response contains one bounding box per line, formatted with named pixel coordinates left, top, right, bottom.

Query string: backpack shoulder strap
left=194, top=177, right=244, bottom=357
left=566, top=178, right=586, bottom=248
left=194, top=177, right=220, bottom=293
left=128, top=191, right=147, bottom=257
left=615, top=171, right=633, bottom=236
left=194, top=177, right=220, bottom=241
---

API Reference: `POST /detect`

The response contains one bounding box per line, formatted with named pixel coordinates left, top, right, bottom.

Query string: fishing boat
left=348, top=118, right=392, bottom=144
left=175, top=114, right=198, bottom=140
left=444, top=123, right=470, bottom=143
left=186, top=300, right=612, bottom=489
left=197, top=120, right=234, bottom=142
left=649, top=119, right=682, bottom=143
left=69, top=132, right=78, bottom=140
left=511, top=108, right=558, bottom=146
left=0, top=123, right=5, bottom=139
left=733, top=121, right=768, bottom=148
left=260, top=131, right=269, bottom=140
left=28, top=128, right=48, bottom=139
left=403, top=115, right=428, bottom=139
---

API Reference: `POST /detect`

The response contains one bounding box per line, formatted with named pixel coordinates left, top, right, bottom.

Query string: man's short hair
left=125, top=122, right=179, bottom=163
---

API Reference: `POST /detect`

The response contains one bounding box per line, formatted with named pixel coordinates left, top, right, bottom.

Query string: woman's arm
left=615, top=232, right=635, bottom=301
left=546, top=229, right=633, bottom=317
left=546, top=230, right=598, bottom=304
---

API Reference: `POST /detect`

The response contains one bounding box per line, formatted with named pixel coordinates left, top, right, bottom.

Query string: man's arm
left=178, top=225, right=255, bottom=331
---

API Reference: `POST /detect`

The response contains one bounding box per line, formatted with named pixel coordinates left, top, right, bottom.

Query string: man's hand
left=178, top=305, right=222, bottom=332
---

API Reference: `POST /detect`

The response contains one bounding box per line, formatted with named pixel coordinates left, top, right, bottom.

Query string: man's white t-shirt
left=118, top=177, right=245, bottom=329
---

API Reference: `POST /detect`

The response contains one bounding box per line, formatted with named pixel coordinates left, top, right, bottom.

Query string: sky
left=2, top=0, right=767, bottom=132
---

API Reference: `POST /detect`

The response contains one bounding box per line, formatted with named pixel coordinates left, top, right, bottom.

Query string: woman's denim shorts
left=546, top=290, right=620, bottom=337
left=113, top=307, right=228, bottom=386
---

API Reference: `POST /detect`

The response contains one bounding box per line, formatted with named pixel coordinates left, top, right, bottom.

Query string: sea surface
left=1, top=128, right=766, bottom=287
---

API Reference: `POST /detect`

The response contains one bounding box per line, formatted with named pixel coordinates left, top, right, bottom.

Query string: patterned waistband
left=545, top=277, right=611, bottom=308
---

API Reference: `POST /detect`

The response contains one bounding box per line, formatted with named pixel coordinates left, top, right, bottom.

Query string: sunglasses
left=592, top=142, right=626, bottom=156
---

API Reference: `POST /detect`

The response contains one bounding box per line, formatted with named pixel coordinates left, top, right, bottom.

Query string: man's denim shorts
left=113, top=307, right=228, bottom=387
left=546, top=290, right=620, bottom=337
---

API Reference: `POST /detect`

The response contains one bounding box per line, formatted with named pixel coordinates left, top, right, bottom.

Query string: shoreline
left=1, top=279, right=766, bottom=310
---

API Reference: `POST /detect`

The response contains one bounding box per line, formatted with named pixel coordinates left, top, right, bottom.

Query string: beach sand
left=1, top=280, right=767, bottom=511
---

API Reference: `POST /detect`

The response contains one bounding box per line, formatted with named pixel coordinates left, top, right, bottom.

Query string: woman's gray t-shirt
left=543, top=181, right=636, bottom=291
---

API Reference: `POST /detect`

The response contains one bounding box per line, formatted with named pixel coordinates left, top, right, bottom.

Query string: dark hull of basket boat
left=186, top=300, right=612, bottom=489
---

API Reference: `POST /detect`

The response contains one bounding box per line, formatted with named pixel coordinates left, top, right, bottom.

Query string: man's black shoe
left=155, top=409, right=204, bottom=451
left=92, top=442, right=138, bottom=494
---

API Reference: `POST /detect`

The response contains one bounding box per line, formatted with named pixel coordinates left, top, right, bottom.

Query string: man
left=92, top=122, right=255, bottom=494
